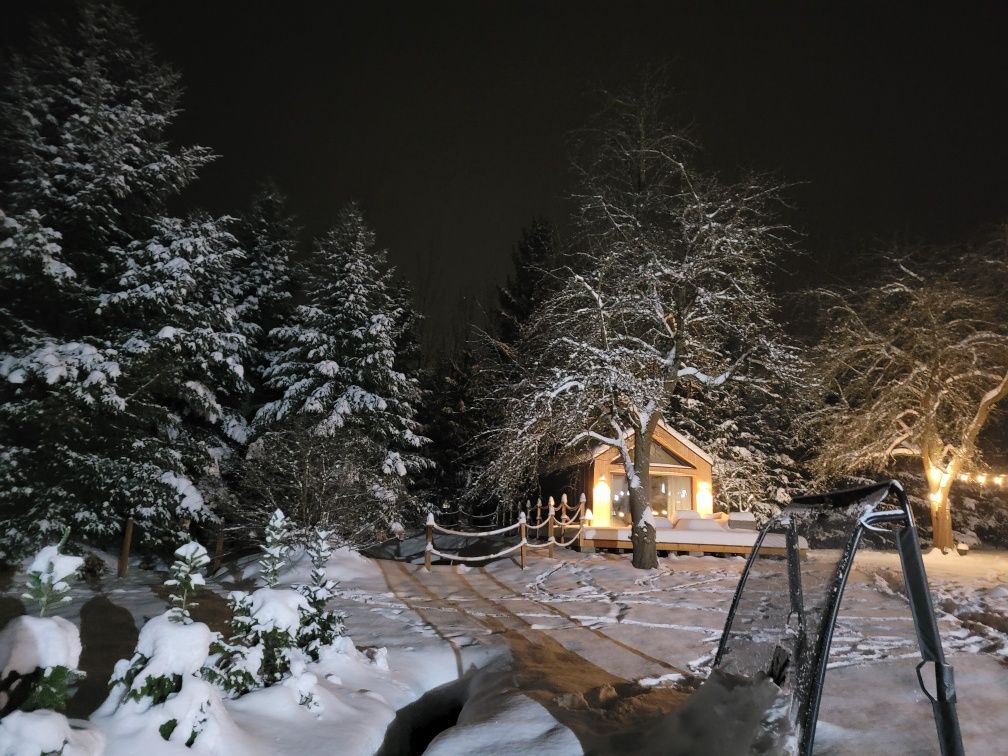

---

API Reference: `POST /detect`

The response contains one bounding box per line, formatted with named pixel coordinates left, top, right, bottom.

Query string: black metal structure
left=712, top=480, right=964, bottom=756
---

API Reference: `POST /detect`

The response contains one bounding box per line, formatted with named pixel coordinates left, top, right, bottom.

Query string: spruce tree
left=0, top=5, right=247, bottom=557
left=255, top=204, right=430, bottom=534
left=231, top=186, right=299, bottom=394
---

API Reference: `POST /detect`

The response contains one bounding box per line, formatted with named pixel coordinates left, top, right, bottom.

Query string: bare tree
left=480, top=77, right=798, bottom=568
left=809, top=240, right=1008, bottom=551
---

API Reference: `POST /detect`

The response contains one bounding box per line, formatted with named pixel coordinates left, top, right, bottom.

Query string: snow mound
left=0, top=615, right=81, bottom=677
left=0, top=709, right=73, bottom=756
left=26, top=545, right=84, bottom=589
left=248, top=588, right=309, bottom=634
left=128, top=613, right=213, bottom=692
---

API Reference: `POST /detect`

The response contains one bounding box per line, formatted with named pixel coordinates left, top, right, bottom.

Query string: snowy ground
left=332, top=547, right=1008, bottom=755
left=3, top=546, right=1006, bottom=754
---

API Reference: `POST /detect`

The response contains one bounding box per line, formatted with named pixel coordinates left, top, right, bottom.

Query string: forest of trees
left=1, top=4, right=1006, bottom=565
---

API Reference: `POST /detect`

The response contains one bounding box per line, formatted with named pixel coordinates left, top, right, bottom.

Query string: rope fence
left=424, top=493, right=588, bottom=570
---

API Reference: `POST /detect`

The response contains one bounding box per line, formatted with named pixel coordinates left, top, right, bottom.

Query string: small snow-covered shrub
left=203, top=591, right=260, bottom=698
left=0, top=535, right=84, bottom=717
left=259, top=509, right=289, bottom=588
left=0, top=708, right=73, bottom=755
left=98, top=612, right=217, bottom=746
left=21, top=531, right=83, bottom=618
left=296, top=529, right=346, bottom=661
left=205, top=515, right=332, bottom=713
left=98, top=538, right=222, bottom=747
left=165, top=541, right=210, bottom=622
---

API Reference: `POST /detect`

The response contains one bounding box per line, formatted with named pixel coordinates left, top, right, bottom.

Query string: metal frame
left=713, top=480, right=964, bottom=756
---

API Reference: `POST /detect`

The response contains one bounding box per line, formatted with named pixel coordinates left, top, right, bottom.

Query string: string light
left=956, top=472, right=1007, bottom=487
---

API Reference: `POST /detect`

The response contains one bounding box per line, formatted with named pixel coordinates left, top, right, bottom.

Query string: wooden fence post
left=117, top=516, right=134, bottom=578
left=519, top=512, right=527, bottom=569
left=425, top=512, right=434, bottom=571
left=210, top=528, right=225, bottom=574
left=547, top=501, right=555, bottom=558
left=578, top=493, right=587, bottom=549
left=536, top=498, right=543, bottom=527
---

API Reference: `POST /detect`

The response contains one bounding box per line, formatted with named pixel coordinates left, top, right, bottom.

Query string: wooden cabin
left=587, top=419, right=714, bottom=524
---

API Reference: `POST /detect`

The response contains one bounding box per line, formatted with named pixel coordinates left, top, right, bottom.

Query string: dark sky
left=6, top=2, right=1008, bottom=346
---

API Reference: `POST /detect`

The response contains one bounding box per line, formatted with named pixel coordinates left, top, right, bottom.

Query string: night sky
left=5, top=2, right=1008, bottom=345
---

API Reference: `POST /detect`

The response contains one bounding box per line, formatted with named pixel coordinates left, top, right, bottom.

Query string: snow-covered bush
left=97, top=538, right=222, bottom=746
left=98, top=612, right=217, bottom=746
left=0, top=536, right=84, bottom=717
left=295, top=529, right=346, bottom=662
left=205, top=519, right=340, bottom=714
left=165, top=541, right=210, bottom=622
left=258, top=509, right=289, bottom=588
left=203, top=591, right=261, bottom=698
left=21, top=531, right=83, bottom=618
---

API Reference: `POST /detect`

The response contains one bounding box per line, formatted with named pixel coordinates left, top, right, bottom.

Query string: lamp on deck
left=593, top=475, right=612, bottom=527
left=696, top=481, right=713, bottom=518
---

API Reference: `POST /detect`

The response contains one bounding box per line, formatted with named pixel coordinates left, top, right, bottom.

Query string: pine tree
left=0, top=534, right=84, bottom=716
left=258, top=509, right=290, bottom=588
left=165, top=541, right=211, bottom=623
left=231, top=186, right=299, bottom=394
left=254, top=204, right=430, bottom=535
left=296, top=528, right=345, bottom=661
left=0, top=4, right=234, bottom=558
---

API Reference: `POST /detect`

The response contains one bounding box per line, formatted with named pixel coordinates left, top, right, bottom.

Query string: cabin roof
left=591, top=418, right=714, bottom=466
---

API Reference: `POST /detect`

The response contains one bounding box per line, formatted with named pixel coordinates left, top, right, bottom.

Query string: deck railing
left=424, top=493, right=587, bottom=570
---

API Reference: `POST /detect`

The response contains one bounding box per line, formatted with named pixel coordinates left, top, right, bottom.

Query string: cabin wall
left=588, top=427, right=713, bottom=514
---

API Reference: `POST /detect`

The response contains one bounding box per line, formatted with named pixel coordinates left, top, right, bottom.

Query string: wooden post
left=117, top=516, right=134, bottom=578
left=536, top=498, right=543, bottom=527
left=425, top=512, right=434, bottom=571
left=519, top=512, right=527, bottom=569
left=210, top=528, right=225, bottom=573
left=547, top=502, right=555, bottom=558
left=578, top=493, right=587, bottom=549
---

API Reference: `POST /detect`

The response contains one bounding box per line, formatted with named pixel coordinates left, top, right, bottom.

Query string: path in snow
left=335, top=548, right=1008, bottom=755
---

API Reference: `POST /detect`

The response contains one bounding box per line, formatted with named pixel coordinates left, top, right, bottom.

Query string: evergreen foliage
left=20, top=529, right=82, bottom=617
left=0, top=3, right=247, bottom=558
left=296, top=529, right=345, bottom=661
left=259, top=509, right=290, bottom=588
left=254, top=204, right=431, bottom=537
left=165, top=541, right=210, bottom=623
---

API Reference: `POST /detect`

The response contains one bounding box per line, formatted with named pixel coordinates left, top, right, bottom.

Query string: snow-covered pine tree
left=231, top=186, right=299, bottom=394
left=98, top=540, right=219, bottom=747
left=165, top=541, right=211, bottom=623
left=296, top=528, right=345, bottom=661
left=253, top=204, right=430, bottom=538
left=205, top=513, right=312, bottom=697
left=95, top=214, right=251, bottom=547
left=0, top=533, right=85, bottom=716
left=259, top=509, right=290, bottom=588
left=0, top=4, right=237, bottom=558
left=0, top=4, right=211, bottom=256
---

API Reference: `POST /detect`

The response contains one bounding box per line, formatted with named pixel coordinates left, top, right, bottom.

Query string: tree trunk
left=930, top=501, right=954, bottom=552
left=629, top=427, right=658, bottom=570
left=922, top=455, right=956, bottom=552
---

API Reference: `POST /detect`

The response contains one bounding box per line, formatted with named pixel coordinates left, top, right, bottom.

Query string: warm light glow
left=959, top=474, right=970, bottom=482
left=977, top=474, right=987, bottom=485
left=696, top=481, right=713, bottom=518
left=996, top=476, right=1005, bottom=487
left=593, top=475, right=612, bottom=527
left=929, top=491, right=942, bottom=505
